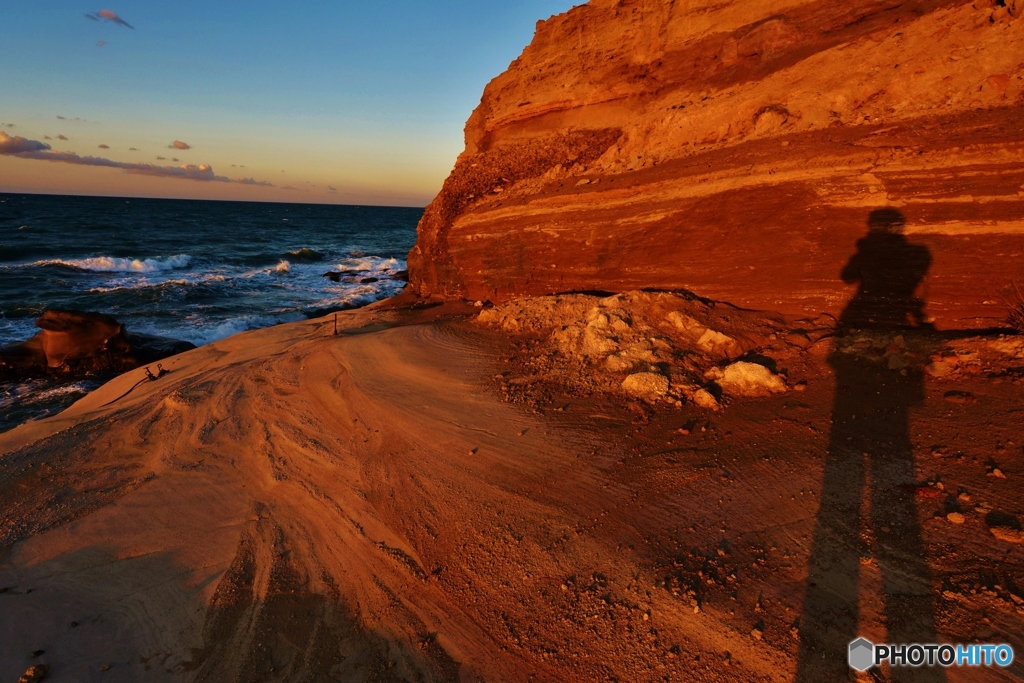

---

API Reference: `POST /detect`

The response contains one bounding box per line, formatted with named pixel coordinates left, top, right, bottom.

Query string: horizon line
left=0, top=189, right=430, bottom=210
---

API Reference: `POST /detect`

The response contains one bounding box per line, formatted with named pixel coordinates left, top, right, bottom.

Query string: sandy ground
left=1, top=299, right=1023, bottom=682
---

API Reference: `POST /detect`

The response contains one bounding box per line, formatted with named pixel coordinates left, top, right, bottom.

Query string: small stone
left=990, top=527, right=1024, bottom=544
left=691, top=388, right=719, bottom=410
left=944, top=391, right=975, bottom=404
left=990, top=468, right=1007, bottom=479
left=947, top=512, right=966, bottom=524
left=18, top=665, right=48, bottom=683
left=887, top=354, right=908, bottom=370
left=99, top=665, right=111, bottom=672
left=468, top=447, right=478, bottom=455
left=925, top=361, right=954, bottom=377
left=622, top=372, right=669, bottom=398
left=751, top=628, right=763, bottom=641
left=704, top=362, right=787, bottom=398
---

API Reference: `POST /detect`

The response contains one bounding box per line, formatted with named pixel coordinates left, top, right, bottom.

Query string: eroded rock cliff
left=409, top=0, right=1024, bottom=328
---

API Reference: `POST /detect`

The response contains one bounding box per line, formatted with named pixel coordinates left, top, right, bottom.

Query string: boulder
left=705, top=361, right=787, bottom=398
left=622, top=372, right=670, bottom=398
left=0, top=310, right=195, bottom=380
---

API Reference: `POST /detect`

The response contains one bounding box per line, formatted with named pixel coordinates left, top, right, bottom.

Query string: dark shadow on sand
left=797, top=209, right=946, bottom=682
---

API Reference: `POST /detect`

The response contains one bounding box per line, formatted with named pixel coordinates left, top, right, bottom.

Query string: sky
left=0, top=1, right=579, bottom=206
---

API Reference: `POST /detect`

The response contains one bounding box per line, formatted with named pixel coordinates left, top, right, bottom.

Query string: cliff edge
left=409, top=0, right=1024, bottom=328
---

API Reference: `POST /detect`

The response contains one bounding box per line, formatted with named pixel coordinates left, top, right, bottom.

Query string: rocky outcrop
left=409, top=0, right=1024, bottom=329
left=0, top=310, right=195, bottom=380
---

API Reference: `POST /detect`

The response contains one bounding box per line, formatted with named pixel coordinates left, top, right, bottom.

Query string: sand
left=1, top=299, right=1023, bottom=682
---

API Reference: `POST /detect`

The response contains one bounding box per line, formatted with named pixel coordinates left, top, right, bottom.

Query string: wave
left=273, top=260, right=291, bottom=274
left=173, top=312, right=307, bottom=346
left=285, top=248, right=324, bottom=262
left=0, top=378, right=100, bottom=409
left=335, top=256, right=404, bottom=274
left=34, top=254, right=193, bottom=273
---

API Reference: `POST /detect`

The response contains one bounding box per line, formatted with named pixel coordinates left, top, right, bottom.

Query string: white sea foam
left=336, top=256, right=403, bottom=274
left=273, top=260, right=291, bottom=274
left=35, top=254, right=192, bottom=273
left=172, top=312, right=307, bottom=346
left=0, top=379, right=97, bottom=409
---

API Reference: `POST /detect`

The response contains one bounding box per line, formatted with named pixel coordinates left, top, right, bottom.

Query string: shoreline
left=1, top=293, right=1023, bottom=680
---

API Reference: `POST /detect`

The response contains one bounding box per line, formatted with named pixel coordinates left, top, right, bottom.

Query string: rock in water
left=407, top=0, right=1024, bottom=329
left=0, top=310, right=195, bottom=380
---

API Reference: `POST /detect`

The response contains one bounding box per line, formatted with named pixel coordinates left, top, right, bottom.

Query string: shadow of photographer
left=797, top=208, right=946, bottom=682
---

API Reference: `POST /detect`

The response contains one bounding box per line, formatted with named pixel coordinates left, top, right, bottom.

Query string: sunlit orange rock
left=409, top=0, right=1024, bottom=328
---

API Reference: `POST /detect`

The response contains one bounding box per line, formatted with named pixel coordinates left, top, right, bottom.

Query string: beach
left=2, top=295, right=1023, bottom=681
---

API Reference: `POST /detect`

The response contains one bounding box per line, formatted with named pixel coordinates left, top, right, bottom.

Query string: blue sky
left=0, top=1, right=580, bottom=205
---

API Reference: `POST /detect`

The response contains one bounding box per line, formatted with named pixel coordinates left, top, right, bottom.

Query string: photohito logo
left=849, top=638, right=1014, bottom=671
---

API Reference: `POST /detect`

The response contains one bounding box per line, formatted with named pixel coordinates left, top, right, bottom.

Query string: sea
left=0, top=193, right=421, bottom=432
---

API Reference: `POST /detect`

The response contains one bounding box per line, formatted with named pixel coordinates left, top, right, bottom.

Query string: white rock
left=691, top=388, right=720, bottom=410
left=705, top=362, right=787, bottom=397
left=665, top=311, right=706, bottom=338
left=622, top=372, right=670, bottom=397
left=477, top=308, right=501, bottom=324
left=697, top=329, right=741, bottom=358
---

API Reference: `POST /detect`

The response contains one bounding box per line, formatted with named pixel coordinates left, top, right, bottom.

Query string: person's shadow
left=797, top=209, right=946, bottom=682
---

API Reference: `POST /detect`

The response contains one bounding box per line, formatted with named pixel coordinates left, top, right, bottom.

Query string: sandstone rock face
left=409, top=0, right=1024, bottom=329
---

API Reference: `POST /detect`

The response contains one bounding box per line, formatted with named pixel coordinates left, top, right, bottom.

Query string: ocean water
left=0, top=192, right=420, bottom=430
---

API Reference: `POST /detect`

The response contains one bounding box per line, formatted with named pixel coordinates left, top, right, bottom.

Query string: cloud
left=169, top=140, right=190, bottom=150
left=328, top=186, right=338, bottom=192
left=97, top=41, right=107, bottom=47
left=282, top=185, right=298, bottom=191
left=156, top=156, right=166, bottom=160
left=57, top=116, right=65, bottom=120
left=43, top=135, right=52, bottom=140
left=98, top=144, right=109, bottom=149
left=2, top=123, right=14, bottom=129
left=129, top=147, right=138, bottom=151
left=57, top=134, right=68, bottom=141
left=0, top=134, right=50, bottom=154
left=85, top=9, right=134, bottom=29
left=0, top=132, right=272, bottom=186
left=172, top=157, right=179, bottom=162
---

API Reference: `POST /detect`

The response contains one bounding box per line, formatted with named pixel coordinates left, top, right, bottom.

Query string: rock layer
left=409, top=0, right=1024, bottom=329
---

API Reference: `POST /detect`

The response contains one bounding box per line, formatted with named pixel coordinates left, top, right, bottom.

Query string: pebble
left=18, top=665, right=48, bottom=683
left=947, top=512, right=966, bottom=524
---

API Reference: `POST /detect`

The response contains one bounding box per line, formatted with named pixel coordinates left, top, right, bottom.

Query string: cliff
left=408, top=0, right=1024, bottom=328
